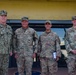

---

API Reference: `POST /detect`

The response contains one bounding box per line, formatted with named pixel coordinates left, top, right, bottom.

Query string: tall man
left=38, top=20, right=61, bottom=75
left=65, top=16, right=76, bottom=75
left=0, top=10, right=13, bottom=75
left=13, top=17, right=38, bottom=75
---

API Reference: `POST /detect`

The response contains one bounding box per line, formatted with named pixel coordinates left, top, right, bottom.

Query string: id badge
left=53, top=52, right=56, bottom=59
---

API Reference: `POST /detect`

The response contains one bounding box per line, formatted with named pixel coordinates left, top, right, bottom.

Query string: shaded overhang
left=7, top=19, right=72, bottom=31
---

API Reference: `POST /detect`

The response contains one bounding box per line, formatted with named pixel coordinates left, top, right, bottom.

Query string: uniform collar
left=45, top=30, right=51, bottom=34
left=21, top=27, right=29, bottom=32
left=0, top=24, right=7, bottom=28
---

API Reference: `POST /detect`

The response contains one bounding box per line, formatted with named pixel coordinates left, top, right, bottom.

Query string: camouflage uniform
left=65, top=27, right=76, bottom=75
left=38, top=31, right=61, bottom=75
left=0, top=10, right=13, bottom=75
left=14, top=27, right=38, bottom=75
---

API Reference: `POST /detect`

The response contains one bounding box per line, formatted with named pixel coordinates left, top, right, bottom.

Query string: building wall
left=0, top=0, right=76, bottom=20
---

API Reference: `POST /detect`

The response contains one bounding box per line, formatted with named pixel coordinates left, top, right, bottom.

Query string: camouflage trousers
left=16, top=55, right=33, bottom=75
left=66, top=56, right=76, bottom=75
left=40, top=57, right=58, bottom=75
left=0, top=54, right=9, bottom=75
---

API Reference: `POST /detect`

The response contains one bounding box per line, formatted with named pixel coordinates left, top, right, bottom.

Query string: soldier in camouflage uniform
left=13, top=17, right=38, bottom=75
left=0, top=10, right=13, bottom=75
left=65, top=16, right=76, bottom=75
left=38, top=20, right=61, bottom=75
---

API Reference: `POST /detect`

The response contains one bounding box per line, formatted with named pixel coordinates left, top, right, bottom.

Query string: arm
left=55, top=35, right=61, bottom=58
left=64, top=31, right=72, bottom=53
left=33, top=31, right=38, bottom=53
left=9, top=29, right=13, bottom=56
left=32, top=31, right=38, bottom=62
left=13, top=31, right=18, bottom=53
left=37, top=36, right=42, bottom=56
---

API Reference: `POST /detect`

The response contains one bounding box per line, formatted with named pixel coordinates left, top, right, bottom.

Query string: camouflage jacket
left=0, top=24, right=13, bottom=54
left=38, top=31, right=61, bottom=58
left=13, top=27, right=38, bottom=57
left=65, top=27, right=76, bottom=55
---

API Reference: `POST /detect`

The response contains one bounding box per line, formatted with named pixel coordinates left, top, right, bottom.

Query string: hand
left=56, top=56, right=60, bottom=61
left=70, top=50, right=76, bottom=54
left=14, top=53, right=18, bottom=59
left=33, top=53, right=36, bottom=58
left=10, top=52, right=13, bottom=56
left=55, top=56, right=60, bottom=61
left=33, top=53, right=36, bottom=62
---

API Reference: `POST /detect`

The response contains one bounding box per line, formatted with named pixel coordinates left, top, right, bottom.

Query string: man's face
left=45, top=23, right=52, bottom=30
left=0, top=15, right=7, bottom=23
left=72, top=20, right=76, bottom=28
left=21, top=20, right=29, bottom=29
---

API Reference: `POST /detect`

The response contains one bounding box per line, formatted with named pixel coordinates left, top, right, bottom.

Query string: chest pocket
left=0, top=29, right=5, bottom=45
left=6, top=28, right=12, bottom=38
left=7, top=30, right=12, bottom=36
left=27, top=36, right=32, bottom=44
left=41, top=35, right=55, bottom=46
left=0, top=27, right=12, bottom=36
left=17, top=34, right=22, bottom=39
left=0, top=28, right=6, bottom=40
left=68, top=33, right=76, bottom=43
left=24, top=33, right=33, bottom=46
left=0, top=28, right=5, bottom=35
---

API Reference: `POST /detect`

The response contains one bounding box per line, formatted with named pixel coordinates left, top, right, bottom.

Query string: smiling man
left=65, top=16, right=76, bottom=75
left=38, top=20, right=61, bottom=75
left=13, top=17, right=38, bottom=75
left=0, top=10, right=13, bottom=75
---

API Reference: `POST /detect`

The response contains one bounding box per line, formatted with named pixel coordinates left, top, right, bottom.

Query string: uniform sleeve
left=55, top=35, right=61, bottom=57
left=37, top=36, right=42, bottom=56
left=9, top=29, right=13, bottom=53
left=64, top=31, right=72, bottom=53
left=33, top=30, right=38, bottom=53
left=13, top=31, right=18, bottom=52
